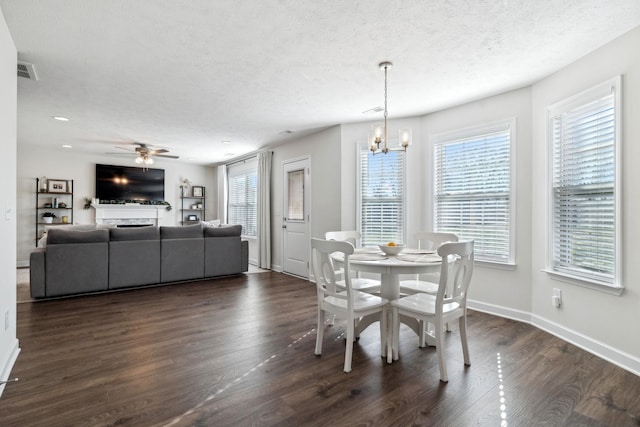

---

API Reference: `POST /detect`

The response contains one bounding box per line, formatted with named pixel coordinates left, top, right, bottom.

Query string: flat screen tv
left=95, top=164, right=165, bottom=202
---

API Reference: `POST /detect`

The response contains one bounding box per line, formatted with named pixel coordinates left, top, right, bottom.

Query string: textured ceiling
left=2, top=0, right=639, bottom=165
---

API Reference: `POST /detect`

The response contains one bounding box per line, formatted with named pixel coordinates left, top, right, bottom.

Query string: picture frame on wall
left=48, top=179, right=67, bottom=193
left=192, top=186, right=204, bottom=197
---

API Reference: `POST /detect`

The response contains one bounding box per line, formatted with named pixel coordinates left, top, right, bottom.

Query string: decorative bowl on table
left=378, top=243, right=403, bottom=256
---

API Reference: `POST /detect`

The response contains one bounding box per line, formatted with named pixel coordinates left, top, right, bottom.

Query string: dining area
left=310, top=231, right=474, bottom=383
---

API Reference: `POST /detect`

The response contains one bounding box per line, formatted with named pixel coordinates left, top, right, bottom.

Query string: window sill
left=542, top=269, right=624, bottom=296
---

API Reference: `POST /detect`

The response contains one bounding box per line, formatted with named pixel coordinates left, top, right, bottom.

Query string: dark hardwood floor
left=2, top=272, right=640, bottom=426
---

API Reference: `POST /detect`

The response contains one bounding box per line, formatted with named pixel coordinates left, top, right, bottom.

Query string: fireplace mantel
left=91, top=204, right=166, bottom=226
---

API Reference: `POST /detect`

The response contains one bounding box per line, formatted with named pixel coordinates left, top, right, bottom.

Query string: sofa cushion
left=46, top=229, right=109, bottom=244
left=160, top=224, right=203, bottom=239
left=109, top=226, right=160, bottom=241
left=204, top=224, right=242, bottom=237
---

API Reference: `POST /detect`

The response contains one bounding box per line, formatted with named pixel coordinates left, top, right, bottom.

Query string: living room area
left=2, top=1, right=640, bottom=425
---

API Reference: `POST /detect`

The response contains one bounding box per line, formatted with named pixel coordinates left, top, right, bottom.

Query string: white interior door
left=282, top=157, right=310, bottom=278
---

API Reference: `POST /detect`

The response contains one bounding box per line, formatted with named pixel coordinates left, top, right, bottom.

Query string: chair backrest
left=325, top=230, right=361, bottom=248
left=436, top=240, right=474, bottom=312
left=311, top=238, right=355, bottom=300
left=414, top=231, right=458, bottom=250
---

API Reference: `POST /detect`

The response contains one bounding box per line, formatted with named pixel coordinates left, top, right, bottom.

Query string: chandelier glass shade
left=135, top=155, right=154, bottom=165
left=369, top=61, right=411, bottom=154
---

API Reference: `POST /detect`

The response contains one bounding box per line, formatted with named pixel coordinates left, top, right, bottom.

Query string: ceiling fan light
left=135, top=156, right=144, bottom=164
left=144, top=156, right=154, bottom=165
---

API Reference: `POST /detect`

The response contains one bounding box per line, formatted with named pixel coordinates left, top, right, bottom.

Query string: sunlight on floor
left=497, top=352, right=508, bottom=426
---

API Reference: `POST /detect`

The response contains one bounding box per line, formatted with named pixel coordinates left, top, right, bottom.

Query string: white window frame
left=545, top=76, right=622, bottom=294
left=357, top=143, right=407, bottom=247
left=227, top=158, right=258, bottom=238
left=432, top=118, right=516, bottom=266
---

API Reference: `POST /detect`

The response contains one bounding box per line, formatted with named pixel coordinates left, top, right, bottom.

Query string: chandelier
left=369, top=61, right=411, bottom=154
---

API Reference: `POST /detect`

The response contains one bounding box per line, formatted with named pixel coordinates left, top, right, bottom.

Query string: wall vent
left=17, top=61, right=38, bottom=80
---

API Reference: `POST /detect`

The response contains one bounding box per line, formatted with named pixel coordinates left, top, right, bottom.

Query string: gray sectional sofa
left=29, top=223, right=249, bottom=299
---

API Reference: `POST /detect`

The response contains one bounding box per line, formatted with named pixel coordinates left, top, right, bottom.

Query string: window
left=433, top=120, right=515, bottom=264
left=357, top=146, right=406, bottom=247
left=227, top=159, right=257, bottom=237
left=548, top=76, right=621, bottom=289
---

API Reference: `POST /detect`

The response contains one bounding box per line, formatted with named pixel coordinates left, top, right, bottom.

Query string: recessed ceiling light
left=53, top=116, right=69, bottom=121
left=61, top=144, right=72, bottom=148
left=221, top=140, right=231, bottom=144
left=224, top=153, right=235, bottom=157
left=279, top=130, right=294, bottom=134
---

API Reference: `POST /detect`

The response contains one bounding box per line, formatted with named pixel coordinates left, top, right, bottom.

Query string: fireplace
left=91, top=204, right=166, bottom=227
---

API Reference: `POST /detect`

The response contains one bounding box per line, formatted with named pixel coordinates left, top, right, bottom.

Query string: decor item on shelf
left=192, top=186, right=204, bottom=197
left=188, top=214, right=198, bottom=221
left=48, top=179, right=67, bottom=193
left=85, top=197, right=172, bottom=211
left=369, top=61, right=411, bottom=155
left=42, top=212, right=56, bottom=223
left=40, top=176, right=48, bottom=192
left=182, top=178, right=190, bottom=196
left=58, top=202, right=67, bottom=208
left=61, top=216, right=69, bottom=224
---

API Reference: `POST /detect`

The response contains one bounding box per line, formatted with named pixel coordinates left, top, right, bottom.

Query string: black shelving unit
left=35, top=178, right=74, bottom=246
left=180, top=185, right=206, bottom=225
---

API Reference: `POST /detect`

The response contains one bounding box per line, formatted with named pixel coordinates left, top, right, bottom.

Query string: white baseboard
left=0, top=339, right=21, bottom=398
left=271, top=264, right=283, bottom=273
left=468, top=299, right=640, bottom=377
left=16, top=260, right=28, bottom=268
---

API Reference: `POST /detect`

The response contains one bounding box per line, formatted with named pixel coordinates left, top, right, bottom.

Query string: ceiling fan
left=110, top=142, right=179, bottom=166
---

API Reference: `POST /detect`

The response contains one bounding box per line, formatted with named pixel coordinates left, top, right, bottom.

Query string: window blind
left=228, top=161, right=257, bottom=237
left=434, top=127, right=512, bottom=263
left=358, top=149, right=405, bottom=247
left=551, top=94, right=615, bottom=283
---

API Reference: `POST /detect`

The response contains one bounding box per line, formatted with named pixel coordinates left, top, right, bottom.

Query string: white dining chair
left=325, top=230, right=381, bottom=294
left=399, top=231, right=458, bottom=295
left=391, top=240, right=474, bottom=382
left=311, top=238, right=389, bottom=373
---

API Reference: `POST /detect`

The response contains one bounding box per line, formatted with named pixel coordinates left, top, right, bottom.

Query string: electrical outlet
left=552, top=288, right=562, bottom=308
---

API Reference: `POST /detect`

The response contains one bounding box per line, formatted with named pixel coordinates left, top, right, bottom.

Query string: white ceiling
left=2, top=0, right=639, bottom=165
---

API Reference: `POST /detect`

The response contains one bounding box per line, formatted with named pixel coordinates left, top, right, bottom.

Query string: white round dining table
left=331, top=247, right=443, bottom=360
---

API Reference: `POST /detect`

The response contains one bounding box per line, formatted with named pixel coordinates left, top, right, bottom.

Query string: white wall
left=530, top=27, right=640, bottom=368
left=0, top=7, right=19, bottom=394
left=421, top=88, right=533, bottom=314
left=269, top=126, right=342, bottom=272
left=16, top=147, right=216, bottom=265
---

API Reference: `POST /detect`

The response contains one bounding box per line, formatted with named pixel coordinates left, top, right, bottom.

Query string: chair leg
left=460, top=315, right=470, bottom=366
left=344, top=321, right=354, bottom=373
left=315, top=308, right=324, bottom=356
left=435, top=319, right=448, bottom=383
left=419, top=320, right=427, bottom=348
